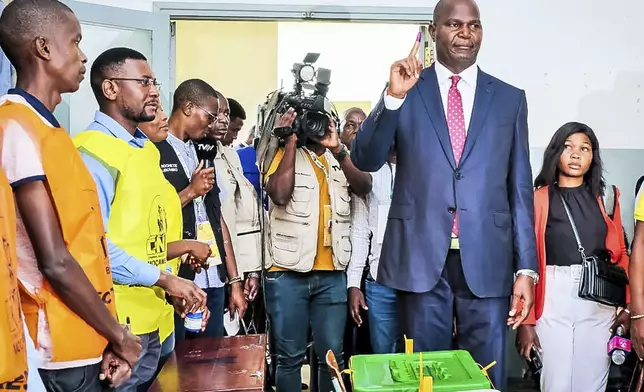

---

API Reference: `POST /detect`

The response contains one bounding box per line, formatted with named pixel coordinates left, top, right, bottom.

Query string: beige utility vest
left=215, top=142, right=262, bottom=273
left=267, top=148, right=352, bottom=272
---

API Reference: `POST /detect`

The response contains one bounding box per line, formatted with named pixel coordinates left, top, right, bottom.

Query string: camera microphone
left=607, top=326, right=631, bottom=365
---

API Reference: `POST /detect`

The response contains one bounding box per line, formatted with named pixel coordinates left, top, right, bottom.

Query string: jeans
left=365, top=276, right=401, bottom=354
left=265, top=270, right=347, bottom=392
left=39, top=363, right=109, bottom=392
left=116, top=330, right=161, bottom=392
left=175, top=286, right=225, bottom=341
left=137, top=332, right=175, bottom=392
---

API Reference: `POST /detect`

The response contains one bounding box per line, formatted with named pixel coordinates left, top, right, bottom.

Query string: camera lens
left=302, top=111, right=328, bottom=137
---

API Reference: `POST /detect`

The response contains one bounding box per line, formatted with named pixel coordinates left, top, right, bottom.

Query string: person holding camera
left=263, top=107, right=371, bottom=391
left=516, top=122, right=630, bottom=392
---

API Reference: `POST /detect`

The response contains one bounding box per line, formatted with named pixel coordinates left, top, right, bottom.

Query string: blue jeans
left=365, top=277, right=401, bottom=354
left=174, top=286, right=225, bottom=341
left=116, top=330, right=161, bottom=391
left=265, top=271, right=347, bottom=392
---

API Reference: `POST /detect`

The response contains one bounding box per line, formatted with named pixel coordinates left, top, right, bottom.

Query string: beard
left=123, top=104, right=155, bottom=123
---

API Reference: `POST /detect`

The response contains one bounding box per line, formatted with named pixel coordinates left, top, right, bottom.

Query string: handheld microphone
left=607, top=326, right=631, bottom=365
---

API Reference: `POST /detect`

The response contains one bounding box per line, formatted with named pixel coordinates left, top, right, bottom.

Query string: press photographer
left=259, top=54, right=372, bottom=390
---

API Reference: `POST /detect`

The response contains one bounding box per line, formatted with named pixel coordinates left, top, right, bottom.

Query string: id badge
left=197, top=220, right=221, bottom=265
left=323, top=204, right=332, bottom=247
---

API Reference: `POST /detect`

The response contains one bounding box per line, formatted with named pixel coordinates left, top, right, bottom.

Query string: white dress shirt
left=383, top=61, right=478, bottom=133
left=346, top=162, right=396, bottom=288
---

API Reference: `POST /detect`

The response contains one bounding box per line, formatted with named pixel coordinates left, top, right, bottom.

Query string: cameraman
left=264, top=108, right=371, bottom=391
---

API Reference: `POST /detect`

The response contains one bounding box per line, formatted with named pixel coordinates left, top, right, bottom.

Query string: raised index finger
left=408, top=32, right=422, bottom=58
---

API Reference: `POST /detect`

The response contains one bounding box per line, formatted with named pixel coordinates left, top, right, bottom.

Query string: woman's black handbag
left=558, top=192, right=629, bottom=307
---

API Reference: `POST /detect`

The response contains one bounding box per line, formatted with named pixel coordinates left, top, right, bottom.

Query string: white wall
left=78, top=0, right=644, bottom=149
left=277, top=22, right=419, bottom=110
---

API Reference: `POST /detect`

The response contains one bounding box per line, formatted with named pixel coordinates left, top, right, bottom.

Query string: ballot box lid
left=350, top=350, right=491, bottom=392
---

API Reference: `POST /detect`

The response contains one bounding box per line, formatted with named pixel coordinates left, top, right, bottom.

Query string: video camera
left=256, top=53, right=340, bottom=174
left=265, top=53, right=339, bottom=140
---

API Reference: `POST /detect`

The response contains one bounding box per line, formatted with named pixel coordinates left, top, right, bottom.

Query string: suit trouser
left=397, top=250, right=508, bottom=391
left=536, top=265, right=614, bottom=392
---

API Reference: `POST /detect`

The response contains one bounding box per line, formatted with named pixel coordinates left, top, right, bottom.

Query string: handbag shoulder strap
left=603, top=184, right=616, bottom=219
left=557, top=191, right=588, bottom=260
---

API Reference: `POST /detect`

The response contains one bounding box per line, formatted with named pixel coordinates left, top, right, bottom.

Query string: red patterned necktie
left=447, top=75, right=466, bottom=236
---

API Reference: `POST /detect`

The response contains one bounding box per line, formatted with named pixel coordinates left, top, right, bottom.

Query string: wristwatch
left=516, top=269, right=539, bottom=285
left=332, top=144, right=349, bottom=162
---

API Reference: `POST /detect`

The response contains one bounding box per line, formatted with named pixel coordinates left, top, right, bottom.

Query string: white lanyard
left=388, top=162, right=396, bottom=200
left=303, top=147, right=336, bottom=216
left=168, top=137, right=207, bottom=222
left=303, top=147, right=331, bottom=179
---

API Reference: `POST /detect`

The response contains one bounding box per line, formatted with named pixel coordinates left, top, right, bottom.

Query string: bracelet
left=247, top=272, right=260, bottom=279
left=631, top=314, right=644, bottom=320
left=623, top=308, right=631, bottom=314
left=228, top=276, right=242, bottom=285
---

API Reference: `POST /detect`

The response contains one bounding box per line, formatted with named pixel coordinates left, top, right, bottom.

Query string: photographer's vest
left=0, top=102, right=116, bottom=365
left=0, top=171, right=27, bottom=389
left=215, top=143, right=262, bottom=273
left=75, top=131, right=172, bottom=336
left=267, top=148, right=351, bottom=272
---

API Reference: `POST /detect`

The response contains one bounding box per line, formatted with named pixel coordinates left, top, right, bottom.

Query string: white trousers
left=535, top=265, right=615, bottom=392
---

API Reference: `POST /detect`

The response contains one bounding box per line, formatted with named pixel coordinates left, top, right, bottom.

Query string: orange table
left=150, top=334, right=266, bottom=392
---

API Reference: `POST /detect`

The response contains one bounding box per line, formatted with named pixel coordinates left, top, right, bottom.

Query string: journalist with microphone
left=516, top=123, right=630, bottom=392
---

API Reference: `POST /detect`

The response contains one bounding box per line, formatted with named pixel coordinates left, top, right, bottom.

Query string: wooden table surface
left=149, top=334, right=266, bottom=392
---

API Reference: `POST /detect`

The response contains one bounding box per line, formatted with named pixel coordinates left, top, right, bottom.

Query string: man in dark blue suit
left=351, top=0, right=538, bottom=389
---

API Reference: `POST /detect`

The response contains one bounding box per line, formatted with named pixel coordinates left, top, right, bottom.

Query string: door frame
left=62, top=0, right=172, bottom=110
left=153, top=2, right=433, bottom=24
left=155, top=2, right=434, bottom=92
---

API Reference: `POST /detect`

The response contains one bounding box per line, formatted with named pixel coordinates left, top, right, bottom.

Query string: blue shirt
left=237, top=146, right=260, bottom=197
left=81, top=111, right=160, bottom=286
left=0, top=2, right=13, bottom=97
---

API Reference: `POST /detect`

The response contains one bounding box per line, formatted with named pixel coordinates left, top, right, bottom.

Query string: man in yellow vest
left=77, top=47, right=209, bottom=391
left=0, top=0, right=141, bottom=390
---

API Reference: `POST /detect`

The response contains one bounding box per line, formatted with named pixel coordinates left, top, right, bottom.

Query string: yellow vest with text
left=75, top=131, right=171, bottom=335
left=159, top=180, right=182, bottom=342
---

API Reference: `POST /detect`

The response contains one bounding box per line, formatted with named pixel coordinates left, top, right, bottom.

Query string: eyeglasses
left=109, top=77, right=161, bottom=89
left=194, top=104, right=217, bottom=123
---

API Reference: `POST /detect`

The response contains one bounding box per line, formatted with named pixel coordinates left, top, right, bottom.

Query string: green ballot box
left=349, top=350, right=491, bottom=392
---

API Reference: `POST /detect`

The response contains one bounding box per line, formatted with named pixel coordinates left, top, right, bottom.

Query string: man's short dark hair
left=172, top=79, right=217, bottom=113
left=0, top=0, right=74, bottom=72
left=228, top=98, right=246, bottom=121
left=90, top=47, right=148, bottom=103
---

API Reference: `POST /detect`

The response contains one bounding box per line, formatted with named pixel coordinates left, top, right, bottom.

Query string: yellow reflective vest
left=75, top=131, right=181, bottom=335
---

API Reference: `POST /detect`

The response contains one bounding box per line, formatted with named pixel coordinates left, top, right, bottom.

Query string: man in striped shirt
left=346, top=149, right=400, bottom=354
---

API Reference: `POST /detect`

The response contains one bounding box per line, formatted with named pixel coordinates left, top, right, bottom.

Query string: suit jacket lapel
left=461, top=69, right=495, bottom=163
left=417, top=65, right=456, bottom=169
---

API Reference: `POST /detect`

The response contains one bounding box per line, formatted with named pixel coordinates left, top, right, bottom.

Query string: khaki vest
left=215, top=142, right=262, bottom=273
left=267, top=148, right=351, bottom=272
